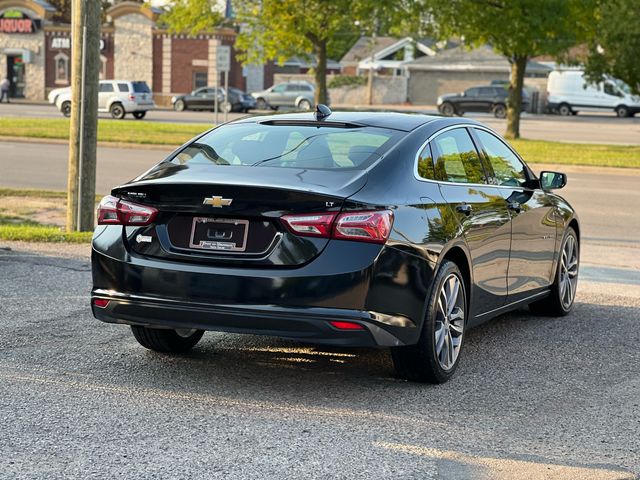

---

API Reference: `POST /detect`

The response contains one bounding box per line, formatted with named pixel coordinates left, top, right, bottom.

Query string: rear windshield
left=132, top=81, right=151, bottom=93
left=170, top=123, right=402, bottom=170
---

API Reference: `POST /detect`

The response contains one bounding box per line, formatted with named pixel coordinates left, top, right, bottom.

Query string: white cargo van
left=547, top=70, right=640, bottom=117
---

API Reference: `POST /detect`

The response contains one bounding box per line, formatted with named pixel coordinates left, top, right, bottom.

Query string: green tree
left=233, top=0, right=361, bottom=105
left=159, top=0, right=224, bottom=35
left=424, top=0, right=594, bottom=138
left=583, top=0, right=640, bottom=95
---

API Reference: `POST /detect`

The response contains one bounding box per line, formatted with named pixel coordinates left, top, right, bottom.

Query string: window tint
left=271, top=84, right=286, bottom=93
left=132, top=81, right=150, bottom=93
left=300, top=84, right=313, bottom=91
left=431, top=129, right=485, bottom=184
left=99, top=82, right=114, bottom=93
left=117, top=83, right=129, bottom=92
left=171, top=123, right=402, bottom=170
left=604, top=82, right=622, bottom=97
left=474, top=129, right=527, bottom=187
left=465, top=88, right=480, bottom=97
left=417, top=143, right=436, bottom=180
left=285, top=84, right=298, bottom=92
left=478, top=87, right=494, bottom=96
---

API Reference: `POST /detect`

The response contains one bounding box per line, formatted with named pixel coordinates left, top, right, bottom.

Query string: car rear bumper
left=91, top=234, right=435, bottom=347
left=124, top=102, right=155, bottom=112
left=91, top=290, right=409, bottom=347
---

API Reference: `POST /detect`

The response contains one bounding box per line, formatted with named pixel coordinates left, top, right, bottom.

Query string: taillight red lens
left=329, top=320, right=365, bottom=330
left=280, top=213, right=336, bottom=238
left=333, top=210, right=394, bottom=244
left=93, top=298, right=110, bottom=308
left=97, top=195, right=158, bottom=226
left=281, top=210, right=393, bottom=244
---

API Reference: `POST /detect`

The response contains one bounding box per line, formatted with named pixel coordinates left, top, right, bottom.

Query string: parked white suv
left=52, top=80, right=155, bottom=119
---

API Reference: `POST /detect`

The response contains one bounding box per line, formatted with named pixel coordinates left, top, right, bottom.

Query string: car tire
left=615, top=105, right=630, bottom=118
left=110, top=103, right=126, bottom=120
left=132, top=111, right=146, bottom=119
left=131, top=326, right=205, bottom=354
left=391, top=260, right=467, bottom=383
left=493, top=103, right=507, bottom=119
left=219, top=101, right=232, bottom=113
left=438, top=102, right=455, bottom=116
left=173, top=99, right=185, bottom=112
left=529, top=227, right=579, bottom=316
left=558, top=103, right=572, bottom=116
left=256, top=98, right=268, bottom=110
left=571, top=111, right=578, bottom=115
left=298, top=99, right=312, bottom=111
left=61, top=101, right=71, bottom=118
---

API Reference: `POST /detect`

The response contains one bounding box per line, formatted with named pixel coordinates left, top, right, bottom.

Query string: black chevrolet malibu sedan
left=91, top=108, right=579, bottom=383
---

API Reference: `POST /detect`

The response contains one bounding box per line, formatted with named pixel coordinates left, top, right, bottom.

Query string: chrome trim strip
left=412, top=124, right=534, bottom=190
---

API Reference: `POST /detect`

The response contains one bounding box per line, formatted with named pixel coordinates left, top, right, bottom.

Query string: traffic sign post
left=216, top=45, right=231, bottom=124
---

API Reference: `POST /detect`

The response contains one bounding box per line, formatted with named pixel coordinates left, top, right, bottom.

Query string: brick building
left=0, top=0, right=268, bottom=103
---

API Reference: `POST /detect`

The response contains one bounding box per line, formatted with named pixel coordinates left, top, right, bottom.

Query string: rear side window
left=417, top=143, right=436, bottom=180
left=117, top=83, right=129, bottom=92
left=99, top=83, right=114, bottom=93
left=431, top=128, right=485, bottom=184
left=132, top=81, right=150, bottom=93
left=474, top=129, right=528, bottom=187
left=172, top=123, right=402, bottom=170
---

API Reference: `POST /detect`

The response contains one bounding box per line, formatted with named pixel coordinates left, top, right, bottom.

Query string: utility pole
left=66, top=0, right=101, bottom=232
left=366, top=17, right=378, bottom=106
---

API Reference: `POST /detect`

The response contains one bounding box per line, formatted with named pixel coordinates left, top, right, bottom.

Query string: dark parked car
left=91, top=108, right=579, bottom=383
left=172, top=86, right=256, bottom=113
left=438, top=85, right=530, bottom=118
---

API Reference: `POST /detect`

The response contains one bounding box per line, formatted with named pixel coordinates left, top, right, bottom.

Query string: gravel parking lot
left=0, top=240, right=638, bottom=479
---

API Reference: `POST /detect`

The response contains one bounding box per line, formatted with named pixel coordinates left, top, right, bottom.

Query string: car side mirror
left=540, top=171, right=567, bottom=190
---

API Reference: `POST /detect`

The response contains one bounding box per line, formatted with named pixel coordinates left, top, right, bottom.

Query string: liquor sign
left=0, top=9, right=41, bottom=34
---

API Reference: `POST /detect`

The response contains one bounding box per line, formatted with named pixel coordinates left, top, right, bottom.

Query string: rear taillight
left=281, top=210, right=393, bottom=244
left=129, top=94, right=136, bottom=101
left=280, top=213, right=335, bottom=238
left=97, top=195, right=158, bottom=226
left=333, top=211, right=393, bottom=244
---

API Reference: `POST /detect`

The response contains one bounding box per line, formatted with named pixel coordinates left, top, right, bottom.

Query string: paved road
left=0, top=242, right=638, bottom=479
left=2, top=102, right=640, bottom=144
left=2, top=140, right=639, bottom=249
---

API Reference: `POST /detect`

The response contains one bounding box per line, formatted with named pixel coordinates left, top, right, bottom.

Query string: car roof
left=231, top=111, right=443, bottom=132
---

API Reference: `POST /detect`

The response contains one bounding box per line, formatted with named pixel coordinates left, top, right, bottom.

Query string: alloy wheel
left=435, top=273, right=465, bottom=371
left=175, top=328, right=198, bottom=338
left=440, top=103, right=454, bottom=116
left=559, top=234, right=579, bottom=310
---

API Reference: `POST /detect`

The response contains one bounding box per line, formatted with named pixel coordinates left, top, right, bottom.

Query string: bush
left=328, top=75, right=367, bottom=89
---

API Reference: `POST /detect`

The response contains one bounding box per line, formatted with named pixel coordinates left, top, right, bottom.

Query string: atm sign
left=0, top=10, right=40, bottom=33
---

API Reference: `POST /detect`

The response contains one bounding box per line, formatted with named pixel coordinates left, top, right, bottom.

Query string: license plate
left=189, top=217, right=249, bottom=251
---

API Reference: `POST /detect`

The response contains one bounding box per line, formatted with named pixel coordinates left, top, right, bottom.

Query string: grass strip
left=509, top=139, right=640, bottom=169
left=0, top=223, right=92, bottom=243
left=0, top=117, right=639, bottom=167
left=0, top=117, right=210, bottom=145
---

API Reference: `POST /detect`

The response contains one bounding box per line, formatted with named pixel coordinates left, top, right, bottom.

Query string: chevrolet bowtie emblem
left=203, top=196, right=233, bottom=208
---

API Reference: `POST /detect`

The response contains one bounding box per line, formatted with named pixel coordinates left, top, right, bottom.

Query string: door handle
left=507, top=201, right=522, bottom=213
left=456, top=203, right=473, bottom=216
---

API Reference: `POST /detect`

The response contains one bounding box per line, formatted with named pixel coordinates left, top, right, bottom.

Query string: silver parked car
left=53, top=80, right=155, bottom=119
left=251, top=81, right=315, bottom=111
